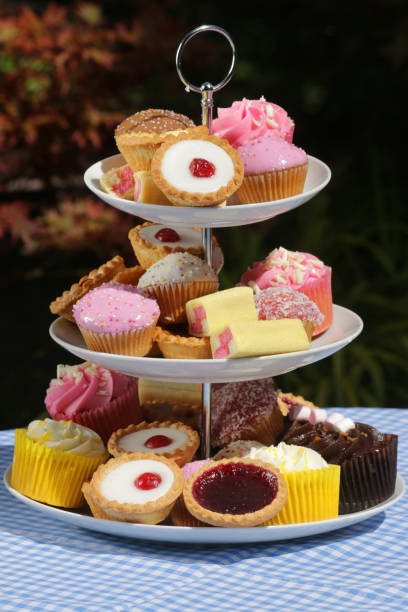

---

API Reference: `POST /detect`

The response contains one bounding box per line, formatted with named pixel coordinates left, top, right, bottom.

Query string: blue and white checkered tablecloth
left=1, top=408, right=407, bottom=612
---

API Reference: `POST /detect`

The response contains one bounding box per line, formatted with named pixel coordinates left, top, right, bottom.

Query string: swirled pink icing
left=72, top=282, right=159, bottom=333
left=45, top=361, right=132, bottom=420
left=237, top=136, right=307, bottom=175
left=212, top=97, right=294, bottom=148
left=240, top=247, right=330, bottom=292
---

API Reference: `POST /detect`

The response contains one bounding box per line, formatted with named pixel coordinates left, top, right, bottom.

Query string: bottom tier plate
left=4, top=467, right=404, bottom=545
left=49, top=304, right=363, bottom=382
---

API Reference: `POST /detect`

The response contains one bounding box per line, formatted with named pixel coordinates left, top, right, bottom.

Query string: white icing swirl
left=27, top=418, right=105, bottom=456
left=160, top=140, right=234, bottom=193
left=248, top=441, right=328, bottom=472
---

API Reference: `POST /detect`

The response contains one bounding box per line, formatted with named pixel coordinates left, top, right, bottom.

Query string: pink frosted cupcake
left=235, top=135, right=308, bottom=203
left=73, top=282, right=160, bottom=356
left=45, top=362, right=142, bottom=443
left=240, top=247, right=332, bottom=335
left=212, top=97, right=295, bottom=147
left=254, top=286, right=324, bottom=339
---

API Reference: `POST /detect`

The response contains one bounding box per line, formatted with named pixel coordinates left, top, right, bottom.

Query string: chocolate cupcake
left=283, top=420, right=398, bottom=514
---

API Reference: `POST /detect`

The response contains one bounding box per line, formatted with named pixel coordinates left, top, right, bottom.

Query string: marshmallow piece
left=210, top=318, right=310, bottom=359
left=290, top=405, right=312, bottom=421
left=324, top=412, right=345, bottom=431
left=332, top=417, right=355, bottom=434
left=186, top=287, right=258, bottom=337
left=309, top=408, right=328, bottom=424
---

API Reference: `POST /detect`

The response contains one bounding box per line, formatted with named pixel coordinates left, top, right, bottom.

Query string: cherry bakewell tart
left=114, top=108, right=195, bottom=172
left=128, top=222, right=224, bottom=273
left=84, top=452, right=184, bottom=524
left=151, top=127, right=244, bottom=207
left=49, top=255, right=125, bottom=323
left=107, top=420, right=200, bottom=467
left=183, top=458, right=287, bottom=527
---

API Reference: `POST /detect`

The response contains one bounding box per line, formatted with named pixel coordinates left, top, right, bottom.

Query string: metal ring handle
left=176, top=25, right=236, bottom=93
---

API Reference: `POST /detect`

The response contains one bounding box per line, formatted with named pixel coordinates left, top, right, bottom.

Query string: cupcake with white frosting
left=137, top=252, right=219, bottom=324
left=247, top=442, right=340, bottom=524
left=11, top=418, right=108, bottom=508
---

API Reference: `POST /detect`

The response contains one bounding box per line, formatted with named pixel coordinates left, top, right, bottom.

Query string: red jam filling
left=192, top=462, right=278, bottom=514
left=154, top=228, right=181, bottom=243
left=144, top=434, right=173, bottom=449
left=134, top=472, right=162, bottom=490
left=189, top=158, right=216, bottom=178
left=112, top=166, right=135, bottom=195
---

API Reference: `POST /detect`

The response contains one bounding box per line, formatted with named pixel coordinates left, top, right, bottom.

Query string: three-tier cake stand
left=44, top=26, right=379, bottom=543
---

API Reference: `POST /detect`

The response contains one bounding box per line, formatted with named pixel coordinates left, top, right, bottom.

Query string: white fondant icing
left=138, top=252, right=216, bottom=287
left=138, top=225, right=202, bottom=249
left=161, top=140, right=234, bottom=193
left=119, top=427, right=188, bottom=454
left=100, top=459, right=174, bottom=504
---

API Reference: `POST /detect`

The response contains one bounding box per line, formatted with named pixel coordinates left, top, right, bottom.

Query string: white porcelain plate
left=84, top=154, right=331, bottom=228
left=4, top=467, right=404, bottom=545
left=49, top=305, right=363, bottom=383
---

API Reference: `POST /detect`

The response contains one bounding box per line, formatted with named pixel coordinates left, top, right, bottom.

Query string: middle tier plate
left=84, top=154, right=331, bottom=228
left=49, top=304, right=363, bottom=383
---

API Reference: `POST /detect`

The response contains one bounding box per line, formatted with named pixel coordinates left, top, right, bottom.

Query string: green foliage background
left=1, top=0, right=407, bottom=429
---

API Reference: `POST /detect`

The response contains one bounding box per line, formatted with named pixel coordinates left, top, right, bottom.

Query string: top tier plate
left=84, top=154, right=331, bottom=228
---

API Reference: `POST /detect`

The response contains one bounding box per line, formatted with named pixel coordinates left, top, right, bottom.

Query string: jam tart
left=183, top=458, right=287, bottom=527
left=154, top=325, right=212, bottom=359
left=107, top=421, right=200, bottom=467
left=85, top=452, right=184, bottom=524
left=151, top=127, right=244, bottom=207
left=277, top=392, right=319, bottom=417
left=49, top=255, right=125, bottom=323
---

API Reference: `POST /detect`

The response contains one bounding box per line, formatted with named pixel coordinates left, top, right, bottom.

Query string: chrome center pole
left=175, top=25, right=236, bottom=458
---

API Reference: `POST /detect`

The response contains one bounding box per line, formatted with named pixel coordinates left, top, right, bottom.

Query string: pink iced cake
left=235, top=135, right=308, bottom=203
left=254, top=286, right=324, bottom=339
left=212, top=97, right=294, bottom=147
left=45, top=361, right=142, bottom=443
left=240, top=247, right=332, bottom=335
left=72, top=282, right=160, bottom=356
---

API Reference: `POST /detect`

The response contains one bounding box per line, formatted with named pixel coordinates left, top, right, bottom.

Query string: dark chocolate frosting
left=282, top=421, right=388, bottom=464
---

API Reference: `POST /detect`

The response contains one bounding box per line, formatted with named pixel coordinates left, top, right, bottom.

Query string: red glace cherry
left=144, top=435, right=173, bottom=449
left=154, top=228, right=181, bottom=243
left=134, top=472, right=162, bottom=490
left=189, top=158, right=216, bottom=178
